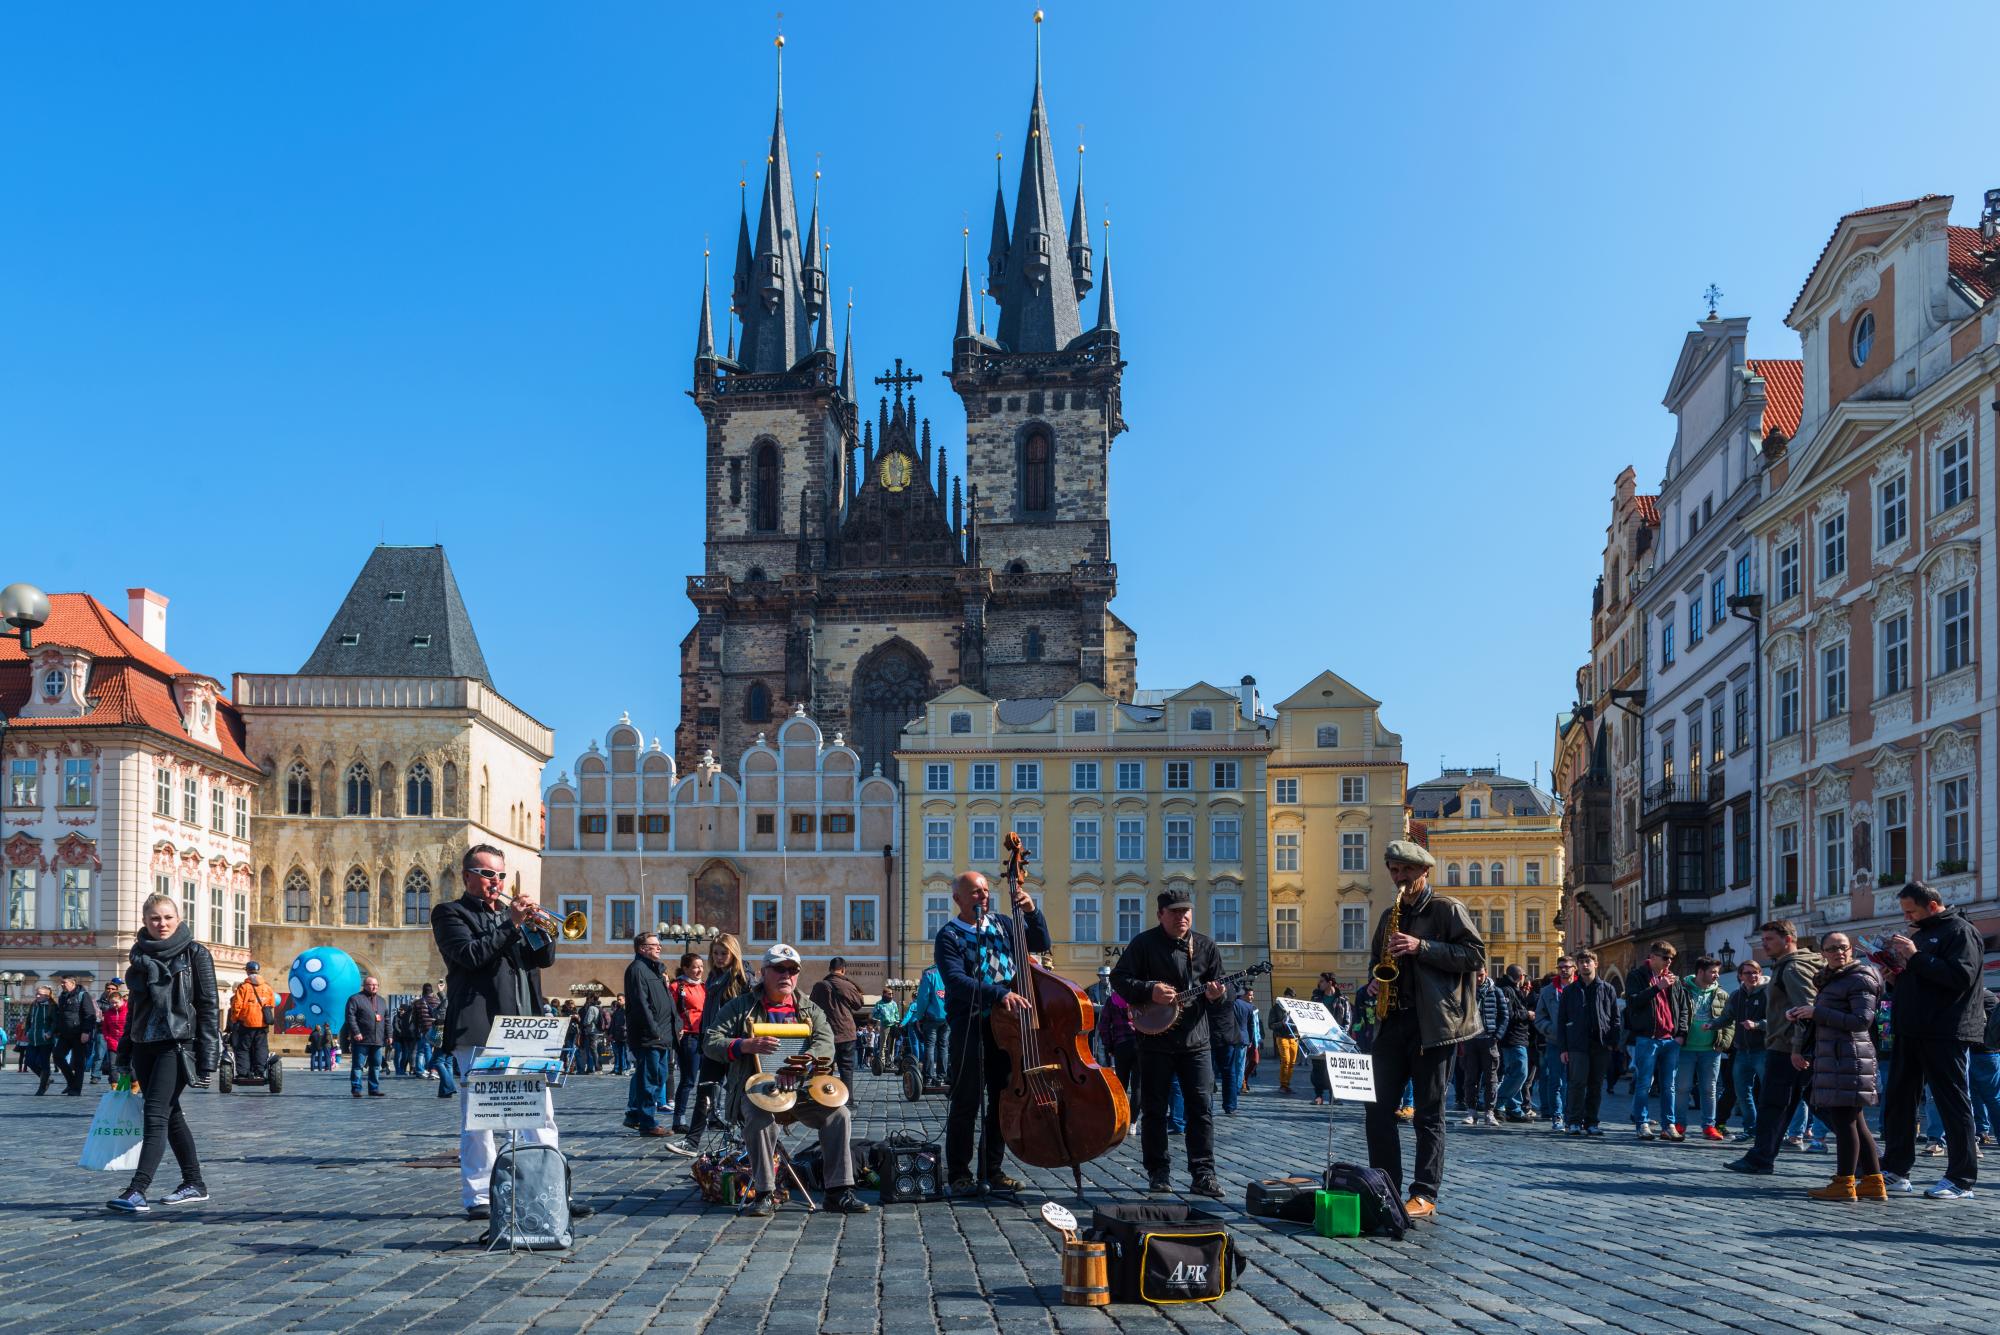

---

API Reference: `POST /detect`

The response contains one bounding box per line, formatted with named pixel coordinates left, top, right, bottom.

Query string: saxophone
left=1371, top=896, right=1402, bottom=1022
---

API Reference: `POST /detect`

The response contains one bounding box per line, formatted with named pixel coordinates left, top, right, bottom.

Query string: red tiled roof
left=1748, top=358, right=1804, bottom=440
left=1789, top=195, right=1950, bottom=322
left=0, top=593, right=257, bottom=771
left=1633, top=494, right=1661, bottom=526
left=1948, top=226, right=1997, bottom=304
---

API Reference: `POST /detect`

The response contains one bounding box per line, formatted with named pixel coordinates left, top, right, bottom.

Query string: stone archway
left=852, top=638, right=934, bottom=781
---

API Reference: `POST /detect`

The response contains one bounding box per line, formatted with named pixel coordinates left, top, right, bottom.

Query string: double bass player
left=935, top=868, right=1048, bottom=1194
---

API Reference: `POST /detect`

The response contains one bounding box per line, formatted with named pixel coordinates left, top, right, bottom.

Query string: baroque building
left=541, top=707, right=900, bottom=999
left=2, top=590, right=260, bottom=998
left=235, top=546, right=552, bottom=995
left=1263, top=670, right=1409, bottom=998
left=676, top=29, right=1134, bottom=781
left=1407, top=769, right=1565, bottom=982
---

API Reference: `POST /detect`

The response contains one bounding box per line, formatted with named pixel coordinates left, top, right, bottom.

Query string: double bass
left=988, top=830, right=1130, bottom=1194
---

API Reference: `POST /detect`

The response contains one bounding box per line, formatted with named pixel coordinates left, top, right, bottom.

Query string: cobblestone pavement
left=1, top=1060, right=1993, bottom=1335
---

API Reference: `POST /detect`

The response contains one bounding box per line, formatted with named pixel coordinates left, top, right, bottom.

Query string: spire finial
left=1034, top=9, right=1044, bottom=86
left=774, top=14, right=785, bottom=108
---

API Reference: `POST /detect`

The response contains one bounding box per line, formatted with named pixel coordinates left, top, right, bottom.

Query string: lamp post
left=1727, top=592, right=1765, bottom=940
left=656, top=921, right=720, bottom=948
left=1717, top=940, right=1736, bottom=972
left=883, top=842, right=898, bottom=990
left=0, top=583, right=52, bottom=802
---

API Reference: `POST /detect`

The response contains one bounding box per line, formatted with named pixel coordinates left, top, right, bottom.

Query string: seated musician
left=703, top=943, right=870, bottom=1217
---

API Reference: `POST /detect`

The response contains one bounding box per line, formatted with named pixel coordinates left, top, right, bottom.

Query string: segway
left=218, top=1029, right=284, bottom=1094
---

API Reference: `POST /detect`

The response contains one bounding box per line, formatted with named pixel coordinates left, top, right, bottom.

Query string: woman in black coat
left=1786, top=932, right=1884, bottom=1202
left=108, top=892, right=219, bottom=1213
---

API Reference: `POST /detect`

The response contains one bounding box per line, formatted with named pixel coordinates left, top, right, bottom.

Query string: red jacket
left=99, top=1001, right=128, bottom=1050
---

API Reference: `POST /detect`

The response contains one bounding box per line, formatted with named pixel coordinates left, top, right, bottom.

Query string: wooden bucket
left=1061, top=1239, right=1110, bottom=1307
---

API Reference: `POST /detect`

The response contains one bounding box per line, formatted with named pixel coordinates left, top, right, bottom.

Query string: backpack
left=229, top=982, right=272, bottom=1030
left=1088, top=1203, right=1243, bottom=1304
left=1322, top=1162, right=1409, bottom=1240
left=487, top=1142, right=572, bottom=1250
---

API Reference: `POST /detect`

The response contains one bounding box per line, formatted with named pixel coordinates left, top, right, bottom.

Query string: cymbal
left=805, top=1075, right=849, bottom=1109
left=746, top=1073, right=798, bottom=1113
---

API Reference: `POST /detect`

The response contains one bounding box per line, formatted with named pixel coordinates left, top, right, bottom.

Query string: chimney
left=1238, top=674, right=1259, bottom=723
left=127, top=588, right=168, bottom=651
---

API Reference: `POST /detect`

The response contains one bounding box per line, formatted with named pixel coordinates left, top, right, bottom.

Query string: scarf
left=951, top=914, right=1016, bottom=989
left=129, top=923, right=194, bottom=1018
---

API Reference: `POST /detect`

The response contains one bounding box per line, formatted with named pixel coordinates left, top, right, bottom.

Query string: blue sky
left=4, top=2, right=1991, bottom=793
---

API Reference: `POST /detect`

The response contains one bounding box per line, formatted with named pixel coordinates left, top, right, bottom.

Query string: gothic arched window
left=1022, top=428, right=1053, bottom=515
left=403, top=867, right=432, bottom=924
left=283, top=868, right=312, bottom=922
left=746, top=681, right=773, bottom=723
left=753, top=442, right=780, bottom=532
left=405, top=762, right=433, bottom=816
left=1024, top=628, right=1044, bottom=662
left=285, top=762, right=312, bottom=816
left=345, top=763, right=372, bottom=817
left=343, top=867, right=370, bottom=925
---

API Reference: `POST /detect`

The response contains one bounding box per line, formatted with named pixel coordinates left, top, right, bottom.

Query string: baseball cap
left=245, top=961, right=261, bottom=973
left=763, top=944, right=802, bottom=968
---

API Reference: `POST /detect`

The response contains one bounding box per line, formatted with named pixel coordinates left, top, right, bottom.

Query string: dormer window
left=199, top=701, right=213, bottom=729
left=1189, top=708, right=1214, bottom=732
left=339, top=633, right=360, bottom=647
left=41, top=669, right=65, bottom=699
left=385, top=591, right=406, bottom=603
left=1468, top=798, right=1484, bottom=819
left=948, top=711, right=973, bottom=735
left=1851, top=310, right=1875, bottom=367
left=411, top=635, right=432, bottom=648
left=1316, top=725, right=1339, bottom=748
left=1073, top=709, right=1097, bottom=733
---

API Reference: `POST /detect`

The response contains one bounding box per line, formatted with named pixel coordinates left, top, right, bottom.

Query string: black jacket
left=1110, top=926, right=1226, bottom=1052
left=53, top=985, right=98, bottom=1037
left=344, top=992, right=388, bottom=1046
left=1559, top=977, right=1619, bottom=1052
left=1891, top=907, right=1986, bottom=1044
left=1500, top=986, right=1534, bottom=1047
left=431, top=893, right=555, bottom=1052
left=1622, top=968, right=1692, bottom=1041
left=1725, top=984, right=1768, bottom=1053
left=624, top=955, right=679, bottom=1050
left=118, top=936, right=219, bottom=1084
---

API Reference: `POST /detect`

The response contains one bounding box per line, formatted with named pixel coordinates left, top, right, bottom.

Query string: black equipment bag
left=1088, top=1203, right=1242, bottom=1304
left=1244, top=1175, right=1320, bottom=1224
left=786, top=1138, right=877, bottom=1192
left=1323, top=1161, right=1409, bottom=1240
left=870, top=1135, right=945, bottom=1203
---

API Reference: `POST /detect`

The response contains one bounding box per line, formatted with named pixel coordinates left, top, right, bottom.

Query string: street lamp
left=0, top=583, right=50, bottom=649
left=1717, top=940, right=1736, bottom=971
left=657, top=921, right=720, bottom=946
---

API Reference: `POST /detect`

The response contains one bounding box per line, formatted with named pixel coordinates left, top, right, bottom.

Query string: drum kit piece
left=744, top=1053, right=850, bottom=1118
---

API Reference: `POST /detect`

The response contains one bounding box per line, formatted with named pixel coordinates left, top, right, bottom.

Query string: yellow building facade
left=896, top=681, right=1271, bottom=991
left=1264, top=671, right=1408, bottom=999
left=1407, top=768, right=1566, bottom=981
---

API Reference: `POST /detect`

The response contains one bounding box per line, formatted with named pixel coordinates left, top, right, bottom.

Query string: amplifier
left=870, top=1139, right=946, bottom=1203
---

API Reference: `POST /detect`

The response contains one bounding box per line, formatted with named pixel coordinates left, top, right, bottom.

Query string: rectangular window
left=749, top=896, right=780, bottom=944
left=6, top=758, right=37, bottom=807
left=62, top=758, right=92, bottom=807
left=1273, top=778, right=1299, bottom=805
left=1879, top=473, right=1907, bottom=546
left=1527, top=957, right=1542, bottom=979
left=5, top=868, right=34, bottom=930
left=1710, top=816, right=1726, bottom=894
left=1072, top=708, right=1098, bottom=733
left=1645, top=829, right=1665, bottom=900
left=1733, top=804, right=1752, bottom=885
left=790, top=813, right=814, bottom=835
left=1116, top=761, right=1143, bottom=791
left=1340, top=831, right=1366, bottom=873
left=233, top=794, right=249, bottom=839
left=1881, top=613, right=1910, bottom=694
left=1821, top=643, right=1847, bottom=719
left=1711, top=577, right=1725, bottom=626
left=1339, top=905, right=1366, bottom=952
left=1340, top=776, right=1367, bottom=804
left=61, top=868, right=91, bottom=931
left=924, top=894, right=950, bottom=938
left=1487, top=908, right=1505, bottom=937
left=1689, top=597, right=1703, bottom=646
left=1525, top=861, right=1541, bottom=886
left=1736, top=552, right=1753, bottom=596
left=1711, top=702, right=1726, bottom=766
left=616, top=814, right=636, bottom=835
left=1274, top=831, right=1300, bottom=873
left=1881, top=793, right=1908, bottom=883
left=1116, top=816, right=1145, bottom=862
left=183, top=774, right=199, bottom=823
left=1112, top=891, right=1144, bottom=943
left=1776, top=542, right=1800, bottom=602
left=654, top=896, right=688, bottom=931
left=233, top=891, right=248, bottom=948
left=925, top=763, right=952, bottom=792
left=1211, top=895, right=1241, bottom=945
left=582, top=814, right=608, bottom=835
left=752, top=812, right=775, bottom=833
left=1688, top=719, right=1703, bottom=777
left=1661, top=621, right=1676, bottom=668
left=1275, top=906, right=1301, bottom=952
left=797, top=897, right=829, bottom=944
left=211, top=785, right=225, bottom=833
left=1211, top=760, right=1239, bottom=790
left=1210, top=816, right=1240, bottom=862
left=1165, top=762, right=1191, bottom=790
left=1940, top=776, right=1971, bottom=869
left=1072, top=895, right=1100, bottom=944
left=1822, top=811, right=1846, bottom=893
left=970, top=817, right=998, bottom=865
left=1940, top=586, right=1972, bottom=674
left=1014, top=762, right=1041, bottom=792
left=606, top=896, right=637, bottom=943
left=1733, top=687, right=1749, bottom=751
left=1015, top=818, right=1041, bottom=860
left=924, top=819, right=952, bottom=864
left=210, top=885, right=224, bottom=942
left=971, top=763, right=997, bottom=792
left=181, top=879, right=197, bottom=932
left=1525, top=907, right=1542, bottom=936
left=1775, top=665, right=1800, bottom=737
left=1073, top=761, right=1100, bottom=792
left=1939, top=435, right=1972, bottom=510
left=154, top=766, right=172, bottom=816
left=1072, top=817, right=1101, bottom=863
left=1820, top=512, right=1846, bottom=581
left=1662, top=739, right=1675, bottom=782
left=1165, top=816, right=1193, bottom=862
left=644, top=813, right=669, bottom=835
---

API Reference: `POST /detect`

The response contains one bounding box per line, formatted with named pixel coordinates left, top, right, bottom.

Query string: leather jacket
left=119, top=937, right=220, bottom=1083
left=1366, top=889, right=1486, bottom=1050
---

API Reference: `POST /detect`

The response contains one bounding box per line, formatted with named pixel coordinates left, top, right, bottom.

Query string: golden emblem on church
left=879, top=453, right=912, bottom=493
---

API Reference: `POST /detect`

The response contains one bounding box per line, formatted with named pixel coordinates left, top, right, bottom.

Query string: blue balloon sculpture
left=285, top=947, right=362, bottom=1028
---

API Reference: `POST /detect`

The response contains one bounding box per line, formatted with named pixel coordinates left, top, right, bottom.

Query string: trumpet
left=508, top=888, right=588, bottom=942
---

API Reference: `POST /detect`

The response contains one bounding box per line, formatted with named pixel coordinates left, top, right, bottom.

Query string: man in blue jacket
left=935, top=868, right=1048, bottom=1194
left=907, top=964, right=949, bottom=1083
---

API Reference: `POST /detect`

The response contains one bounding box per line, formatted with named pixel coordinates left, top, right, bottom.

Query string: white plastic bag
left=80, top=1085, right=145, bottom=1172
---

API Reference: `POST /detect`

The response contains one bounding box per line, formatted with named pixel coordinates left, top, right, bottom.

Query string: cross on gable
left=873, top=357, right=923, bottom=406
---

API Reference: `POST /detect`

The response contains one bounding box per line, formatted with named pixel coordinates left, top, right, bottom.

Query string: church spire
left=956, top=227, right=978, bottom=339
left=1094, top=217, right=1118, bottom=335
left=840, top=289, right=856, bottom=401
left=986, top=149, right=1009, bottom=298
left=696, top=246, right=716, bottom=361
left=813, top=235, right=833, bottom=354
left=737, top=34, right=813, bottom=374
left=1068, top=140, right=1092, bottom=298
left=802, top=162, right=826, bottom=324
left=994, top=10, right=1082, bottom=354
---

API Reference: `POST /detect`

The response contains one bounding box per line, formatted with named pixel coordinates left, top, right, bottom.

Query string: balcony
left=1640, top=770, right=1725, bottom=817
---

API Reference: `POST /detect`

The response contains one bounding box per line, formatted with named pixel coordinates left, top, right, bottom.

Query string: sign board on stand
left=1275, top=995, right=1375, bottom=1104
left=464, top=1074, right=555, bottom=1131
left=463, top=1015, right=567, bottom=1134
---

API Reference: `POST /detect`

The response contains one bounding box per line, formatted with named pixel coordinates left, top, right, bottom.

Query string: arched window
left=285, top=762, right=312, bottom=816
left=343, top=868, right=370, bottom=925
left=1316, top=725, right=1339, bottom=748
left=377, top=763, right=395, bottom=818
left=405, top=762, right=433, bottom=816
left=1446, top=863, right=1462, bottom=887
left=1490, top=862, right=1506, bottom=885
left=753, top=442, right=780, bottom=532
left=1189, top=708, right=1214, bottom=731
left=479, top=768, right=490, bottom=826
left=441, top=761, right=459, bottom=815
left=403, top=867, right=432, bottom=924
left=1468, top=862, right=1484, bottom=886
left=283, top=868, right=312, bottom=922
left=1024, top=627, right=1043, bottom=662
left=1468, top=798, right=1484, bottom=818
left=1006, top=560, right=1028, bottom=575
left=344, top=763, right=372, bottom=817
left=746, top=681, right=772, bottom=723
left=1022, top=428, right=1053, bottom=514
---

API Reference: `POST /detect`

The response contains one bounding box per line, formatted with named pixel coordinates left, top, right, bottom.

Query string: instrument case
left=1244, top=1175, right=1320, bottom=1223
left=1088, top=1203, right=1243, bottom=1304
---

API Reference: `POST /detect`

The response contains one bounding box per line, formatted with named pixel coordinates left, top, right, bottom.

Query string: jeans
left=671, top=1033, right=702, bottom=1127
left=574, top=1034, right=598, bottom=1074
left=1222, top=1046, right=1248, bottom=1112
left=1497, top=1045, right=1529, bottom=1116
left=1168, top=1073, right=1187, bottom=1130
left=1628, top=1036, right=1681, bottom=1128
left=436, top=1048, right=459, bottom=1095
left=919, top=1018, right=949, bottom=1082
left=1687, top=1049, right=1724, bottom=1128
left=124, top=1041, right=201, bottom=1196
left=414, top=1032, right=434, bottom=1075
left=1462, top=1039, right=1498, bottom=1110
left=88, top=1032, right=106, bottom=1078
left=1731, top=1049, right=1766, bottom=1135
left=350, top=1044, right=383, bottom=1094
left=1970, top=1052, right=2000, bottom=1138
left=833, top=1039, right=857, bottom=1090
left=610, top=1041, right=629, bottom=1075
left=1364, top=1010, right=1451, bottom=1202
left=54, top=1034, right=90, bottom=1093
left=1538, top=1050, right=1567, bottom=1124
left=394, top=1039, right=414, bottom=1075
left=628, top=1046, right=670, bottom=1133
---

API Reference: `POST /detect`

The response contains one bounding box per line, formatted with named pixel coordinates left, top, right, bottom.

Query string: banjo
left=1131, top=959, right=1273, bottom=1036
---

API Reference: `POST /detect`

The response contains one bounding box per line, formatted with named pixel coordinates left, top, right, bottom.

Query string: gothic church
left=676, top=30, right=1136, bottom=778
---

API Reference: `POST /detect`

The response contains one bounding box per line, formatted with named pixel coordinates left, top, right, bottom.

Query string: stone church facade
left=675, top=36, right=1136, bottom=781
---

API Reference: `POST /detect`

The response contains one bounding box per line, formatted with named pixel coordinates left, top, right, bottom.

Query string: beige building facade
left=1407, top=769, right=1565, bottom=982
left=1263, top=670, right=1408, bottom=998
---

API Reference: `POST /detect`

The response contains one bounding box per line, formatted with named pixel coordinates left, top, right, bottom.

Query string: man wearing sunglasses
left=705, top=943, right=870, bottom=1216
left=432, top=844, right=592, bottom=1222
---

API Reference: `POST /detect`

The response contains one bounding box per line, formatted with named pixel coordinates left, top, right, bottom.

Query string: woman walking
left=1788, top=932, right=1886, bottom=1202
left=683, top=933, right=748, bottom=1143
left=108, top=893, right=219, bottom=1213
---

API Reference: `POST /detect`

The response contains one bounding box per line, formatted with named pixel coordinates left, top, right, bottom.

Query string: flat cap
left=1383, top=839, right=1436, bottom=869
left=1157, top=888, right=1193, bottom=911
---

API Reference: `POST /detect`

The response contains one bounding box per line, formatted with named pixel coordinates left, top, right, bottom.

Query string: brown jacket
left=809, top=972, right=866, bottom=1044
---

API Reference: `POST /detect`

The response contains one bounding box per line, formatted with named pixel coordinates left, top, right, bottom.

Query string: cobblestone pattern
left=0, top=1062, right=1991, bottom=1334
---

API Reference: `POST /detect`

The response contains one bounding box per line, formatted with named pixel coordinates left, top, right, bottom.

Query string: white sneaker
left=1882, top=1174, right=1916, bottom=1195
left=1460, top=1114, right=1475, bottom=1126
left=1483, top=1111, right=1501, bottom=1127
left=1924, top=1178, right=1975, bottom=1200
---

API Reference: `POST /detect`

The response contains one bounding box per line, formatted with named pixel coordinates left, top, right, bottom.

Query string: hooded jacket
left=1764, top=948, right=1823, bottom=1056
left=1808, top=961, right=1883, bottom=1109
left=1365, top=889, right=1486, bottom=1050
left=1889, top=906, right=1985, bottom=1044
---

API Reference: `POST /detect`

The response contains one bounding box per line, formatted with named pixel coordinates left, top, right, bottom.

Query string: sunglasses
left=465, top=868, right=505, bottom=881
left=770, top=964, right=800, bottom=976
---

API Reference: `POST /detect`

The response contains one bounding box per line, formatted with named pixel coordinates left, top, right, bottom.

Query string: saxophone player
left=1362, top=839, right=1485, bottom=1220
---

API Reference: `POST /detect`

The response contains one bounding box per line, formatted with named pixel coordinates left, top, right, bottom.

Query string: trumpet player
left=1362, top=839, right=1484, bottom=1221
left=704, top=943, right=871, bottom=1217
